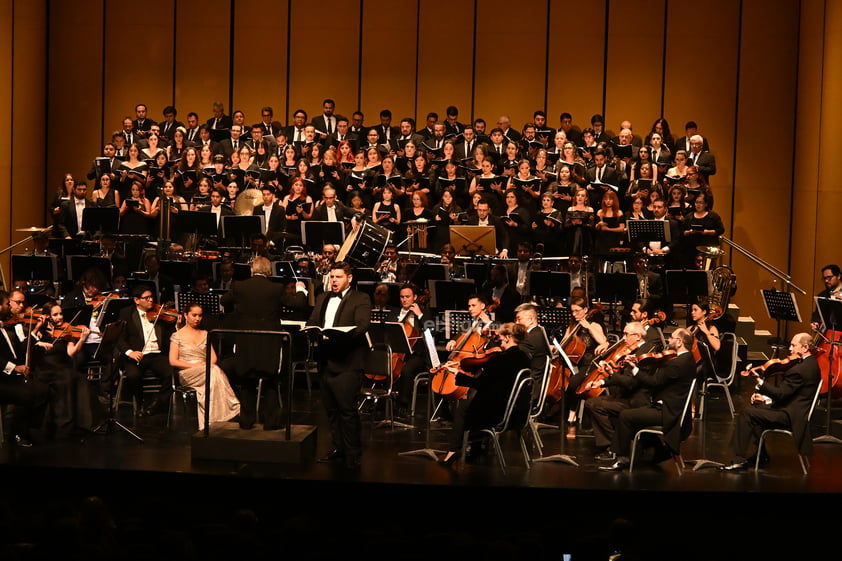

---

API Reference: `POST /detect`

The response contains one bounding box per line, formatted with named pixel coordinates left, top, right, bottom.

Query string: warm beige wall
left=9, top=0, right=836, bottom=331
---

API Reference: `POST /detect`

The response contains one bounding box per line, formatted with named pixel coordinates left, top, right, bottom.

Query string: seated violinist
left=582, top=322, right=658, bottom=462
left=438, top=322, right=530, bottom=466
left=390, top=283, right=433, bottom=419
left=30, top=301, right=94, bottom=439
left=115, top=286, right=176, bottom=417
left=720, top=332, right=821, bottom=471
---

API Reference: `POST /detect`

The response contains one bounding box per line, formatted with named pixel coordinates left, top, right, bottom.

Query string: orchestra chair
left=461, top=368, right=533, bottom=474
left=167, top=368, right=197, bottom=431
left=629, top=378, right=697, bottom=475
left=409, top=371, right=430, bottom=419
left=527, top=356, right=554, bottom=455
left=754, top=381, right=823, bottom=475
left=290, top=329, right=319, bottom=399
left=698, top=333, right=739, bottom=420
left=358, top=343, right=397, bottom=428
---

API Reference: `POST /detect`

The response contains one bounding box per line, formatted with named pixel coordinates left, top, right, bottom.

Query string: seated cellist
left=390, top=283, right=433, bottom=420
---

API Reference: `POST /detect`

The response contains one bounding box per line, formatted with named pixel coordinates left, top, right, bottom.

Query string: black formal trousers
left=122, top=352, right=172, bottom=407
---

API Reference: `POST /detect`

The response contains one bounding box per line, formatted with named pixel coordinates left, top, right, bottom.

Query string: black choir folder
left=302, top=324, right=355, bottom=338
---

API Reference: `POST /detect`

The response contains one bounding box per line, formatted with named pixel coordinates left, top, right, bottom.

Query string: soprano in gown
left=171, top=330, right=240, bottom=429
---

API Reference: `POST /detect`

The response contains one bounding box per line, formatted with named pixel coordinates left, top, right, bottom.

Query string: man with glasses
left=584, top=321, right=659, bottom=462
left=115, top=286, right=175, bottom=417
left=599, top=327, right=696, bottom=471
left=811, top=264, right=841, bottom=332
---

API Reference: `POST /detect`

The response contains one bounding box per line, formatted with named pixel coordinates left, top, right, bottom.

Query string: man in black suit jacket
left=284, top=109, right=308, bottom=144
left=514, top=303, right=552, bottom=400
left=465, top=198, right=510, bottom=258
left=586, top=150, right=620, bottom=210
left=158, top=106, right=184, bottom=144
left=220, top=257, right=308, bottom=429
left=217, top=124, right=247, bottom=159
left=323, top=116, right=359, bottom=153
left=252, top=186, right=287, bottom=247
left=132, top=103, right=157, bottom=139
left=644, top=199, right=683, bottom=268
left=306, top=261, right=371, bottom=469
left=389, top=283, right=434, bottom=417
left=206, top=101, right=233, bottom=138
left=674, top=121, right=710, bottom=154
left=686, top=135, right=716, bottom=179
left=600, top=328, right=696, bottom=472
left=310, top=99, right=337, bottom=140
left=721, top=333, right=821, bottom=471
left=205, top=189, right=234, bottom=239
left=115, top=285, right=175, bottom=416
left=310, top=186, right=352, bottom=225
left=598, top=329, right=696, bottom=471
left=480, top=264, right=520, bottom=324
left=55, top=182, right=93, bottom=238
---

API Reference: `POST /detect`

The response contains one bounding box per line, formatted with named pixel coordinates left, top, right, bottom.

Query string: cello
left=431, top=320, right=493, bottom=401
left=814, top=329, right=842, bottom=398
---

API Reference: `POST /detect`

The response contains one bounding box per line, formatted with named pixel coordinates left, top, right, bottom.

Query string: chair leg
left=673, top=453, right=685, bottom=476
left=629, top=433, right=641, bottom=473
left=698, top=382, right=707, bottom=420
left=798, top=455, right=809, bottom=475
left=489, top=433, right=506, bottom=474
left=528, top=419, right=544, bottom=455
left=461, top=431, right=470, bottom=465
left=755, top=432, right=768, bottom=471
left=519, top=434, right=532, bottom=469
left=723, top=386, right=735, bottom=418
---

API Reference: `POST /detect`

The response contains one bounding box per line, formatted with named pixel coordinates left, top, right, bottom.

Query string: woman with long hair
left=91, top=173, right=120, bottom=208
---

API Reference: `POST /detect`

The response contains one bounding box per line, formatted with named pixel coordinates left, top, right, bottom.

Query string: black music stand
left=97, top=297, right=133, bottom=328
left=626, top=219, right=670, bottom=248
left=532, top=340, right=579, bottom=467
left=665, top=270, right=709, bottom=320
left=82, top=207, right=120, bottom=235
left=450, top=225, right=496, bottom=256
left=464, top=261, right=491, bottom=287
left=761, top=289, right=801, bottom=356
left=815, top=297, right=842, bottom=445
left=428, top=279, right=475, bottom=311
left=222, top=215, right=262, bottom=248
left=596, top=272, right=638, bottom=333
left=12, top=255, right=59, bottom=286
left=302, top=221, right=345, bottom=250
left=160, top=260, right=194, bottom=291
left=66, top=256, right=111, bottom=285
left=176, top=211, right=217, bottom=239
left=176, top=291, right=223, bottom=316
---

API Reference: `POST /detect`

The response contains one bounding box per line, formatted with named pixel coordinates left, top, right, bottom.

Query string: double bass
left=814, top=329, right=842, bottom=398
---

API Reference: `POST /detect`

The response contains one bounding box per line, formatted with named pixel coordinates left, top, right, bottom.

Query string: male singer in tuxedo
left=253, top=186, right=287, bottom=247
left=56, top=181, right=93, bottom=239
left=115, top=286, right=175, bottom=416
left=311, top=98, right=337, bottom=140
left=324, top=116, right=359, bottom=153
left=720, top=332, right=821, bottom=471
left=307, top=261, right=371, bottom=469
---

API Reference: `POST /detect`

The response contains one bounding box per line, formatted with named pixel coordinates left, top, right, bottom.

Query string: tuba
left=708, top=265, right=737, bottom=316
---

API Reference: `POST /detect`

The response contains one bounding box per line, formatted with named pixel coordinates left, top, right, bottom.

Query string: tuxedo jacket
left=115, top=305, right=173, bottom=359
left=307, top=290, right=371, bottom=373
left=158, top=120, right=184, bottom=142
left=56, top=197, right=94, bottom=237
left=252, top=202, right=288, bottom=245
left=633, top=350, right=696, bottom=451
left=203, top=205, right=234, bottom=238
left=386, top=307, right=433, bottom=368
left=757, top=353, right=821, bottom=455
left=311, top=115, right=337, bottom=136
left=206, top=114, right=234, bottom=132
left=601, top=340, right=659, bottom=407
left=324, top=132, right=359, bottom=153
left=132, top=118, right=157, bottom=133
left=311, top=200, right=353, bottom=223
left=458, top=346, right=531, bottom=431
left=519, top=325, right=551, bottom=382
left=688, top=151, right=716, bottom=178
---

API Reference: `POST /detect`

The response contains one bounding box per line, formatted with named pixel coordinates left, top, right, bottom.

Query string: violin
left=576, top=341, right=636, bottom=399
left=146, top=303, right=179, bottom=323
left=741, top=354, right=801, bottom=378
left=625, top=349, right=678, bottom=368
left=646, top=311, right=666, bottom=326
left=51, top=322, right=87, bottom=341
left=4, top=307, right=40, bottom=326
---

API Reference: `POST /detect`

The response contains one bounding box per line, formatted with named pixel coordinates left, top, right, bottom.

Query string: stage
left=2, top=378, right=842, bottom=560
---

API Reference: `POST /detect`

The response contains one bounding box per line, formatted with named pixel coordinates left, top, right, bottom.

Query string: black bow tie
left=330, top=292, right=343, bottom=299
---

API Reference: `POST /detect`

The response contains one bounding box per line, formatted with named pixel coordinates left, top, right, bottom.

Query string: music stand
left=66, top=256, right=111, bottom=284
left=90, top=320, right=143, bottom=442
left=596, top=272, right=638, bottom=333
left=665, top=270, right=709, bottom=319
left=761, top=289, right=801, bottom=354
left=464, top=261, right=491, bottom=287
left=97, top=297, right=133, bottom=328
left=160, top=260, right=194, bottom=291
left=450, top=225, right=496, bottom=256
left=176, top=291, right=223, bottom=315
left=529, top=271, right=572, bottom=304
left=626, top=219, right=670, bottom=247
left=82, top=207, right=120, bottom=235
left=11, top=255, right=59, bottom=286
left=815, top=297, right=842, bottom=445
left=302, top=221, right=345, bottom=250
left=533, top=339, right=579, bottom=467
left=428, top=280, right=475, bottom=311
left=222, top=215, right=263, bottom=248
left=176, top=211, right=218, bottom=238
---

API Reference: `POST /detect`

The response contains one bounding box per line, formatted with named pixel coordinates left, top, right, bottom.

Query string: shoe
left=465, top=443, right=487, bottom=462
left=13, top=435, right=32, bottom=448
left=748, top=453, right=771, bottom=468
left=438, top=451, right=458, bottom=467
left=719, top=460, right=750, bottom=472
left=318, top=449, right=345, bottom=464
left=344, top=456, right=361, bottom=470
left=598, top=458, right=630, bottom=472
left=595, top=450, right=617, bottom=462
left=566, top=426, right=577, bottom=439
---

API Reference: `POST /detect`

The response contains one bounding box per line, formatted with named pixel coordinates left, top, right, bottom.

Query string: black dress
left=563, top=209, right=595, bottom=257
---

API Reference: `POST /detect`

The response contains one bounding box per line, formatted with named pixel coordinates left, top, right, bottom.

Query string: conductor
left=307, top=261, right=371, bottom=470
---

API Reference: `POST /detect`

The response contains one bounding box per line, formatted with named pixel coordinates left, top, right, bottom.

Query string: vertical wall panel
left=288, top=0, right=359, bottom=124
left=416, top=0, right=474, bottom=123
left=474, top=0, right=546, bottom=128
left=359, top=0, right=417, bottom=127
left=232, top=0, right=288, bottom=127
left=792, top=0, right=829, bottom=321
left=48, top=0, right=104, bottom=189
left=103, top=0, right=174, bottom=136
left=547, top=1, right=606, bottom=133
left=0, top=0, right=12, bottom=280
left=174, top=0, right=229, bottom=124
left=11, top=0, right=47, bottom=235
left=731, top=0, right=800, bottom=333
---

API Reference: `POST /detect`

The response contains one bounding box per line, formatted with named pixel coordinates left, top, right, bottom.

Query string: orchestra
left=7, top=97, right=830, bottom=483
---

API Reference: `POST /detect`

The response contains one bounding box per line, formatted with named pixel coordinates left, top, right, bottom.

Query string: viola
left=626, top=349, right=678, bottom=368
left=576, top=341, right=636, bottom=399
left=146, top=303, right=179, bottom=323
left=646, top=311, right=666, bottom=326
left=741, top=354, right=801, bottom=378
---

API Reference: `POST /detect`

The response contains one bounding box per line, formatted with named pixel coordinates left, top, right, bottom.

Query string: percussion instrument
left=336, top=220, right=391, bottom=268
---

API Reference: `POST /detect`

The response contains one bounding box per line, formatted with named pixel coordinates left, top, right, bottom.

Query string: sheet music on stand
left=444, top=310, right=473, bottom=340
left=626, top=219, right=670, bottom=246
left=175, top=291, right=223, bottom=315
left=762, top=290, right=801, bottom=323
left=370, top=310, right=390, bottom=323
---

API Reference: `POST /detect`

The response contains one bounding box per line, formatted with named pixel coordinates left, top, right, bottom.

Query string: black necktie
left=326, top=118, right=332, bottom=135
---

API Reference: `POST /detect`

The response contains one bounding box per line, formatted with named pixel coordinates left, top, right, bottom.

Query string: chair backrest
left=680, top=378, right=697, bottom=430
left=807, top=381, right=823, bottom=422
left=363, top=342, right=393, bottom=389
left=530, top=355, right=553, bottom=418
left=496, top=368, right=533, bottom=432
left=716, top=332, right=739, bottom=385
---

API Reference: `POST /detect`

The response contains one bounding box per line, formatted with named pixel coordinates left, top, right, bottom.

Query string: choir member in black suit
left=720, top=332, right=821, bottom=471
left=307, top=262, right=371, bottom=469
left=55, top=182, right=93, bottom=239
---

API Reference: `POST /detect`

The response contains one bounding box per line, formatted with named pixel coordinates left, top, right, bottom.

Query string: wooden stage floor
left=3, top=377, right=842, bottom=560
